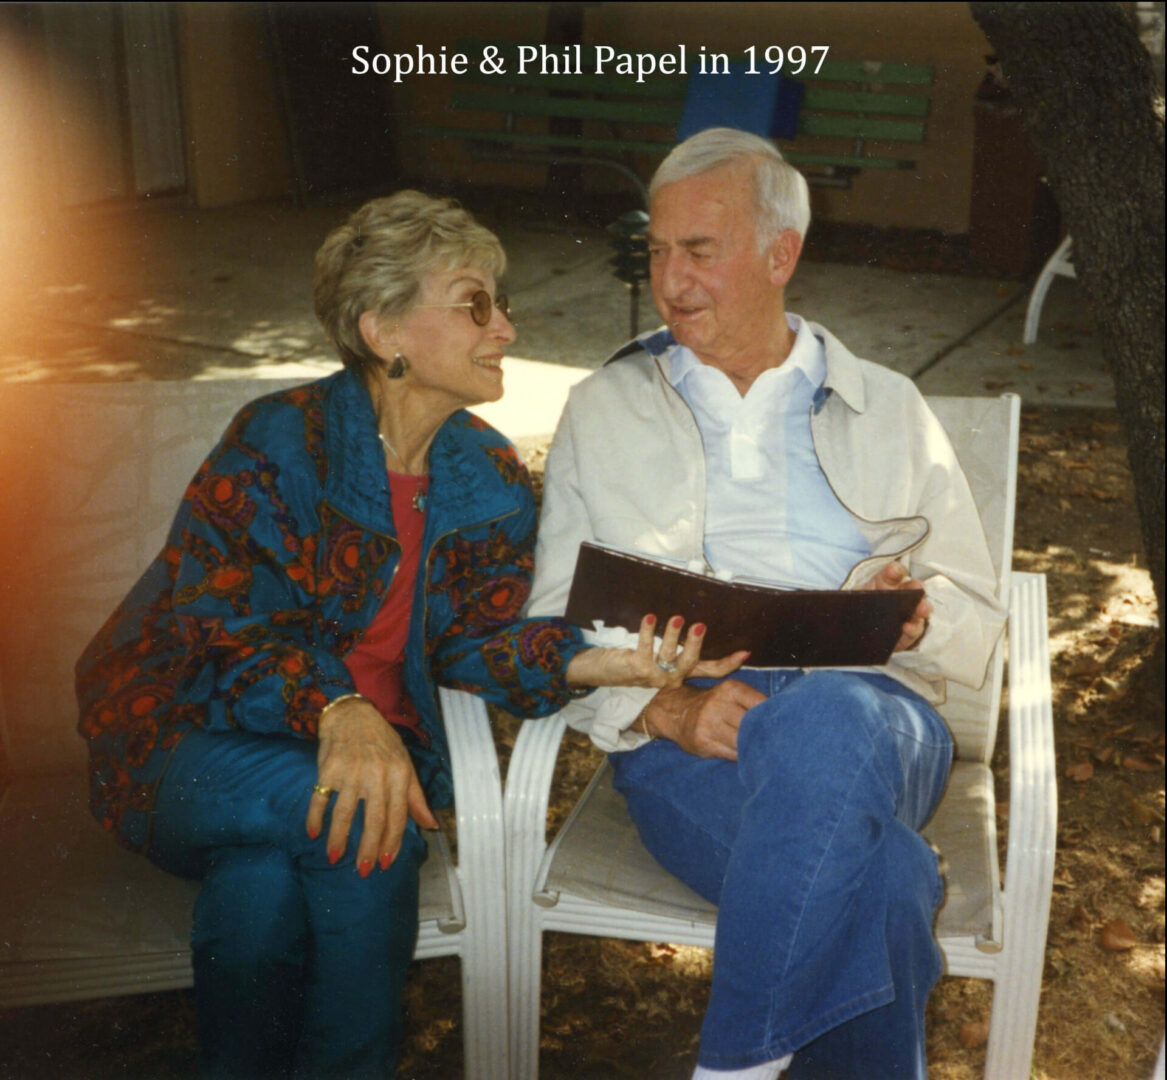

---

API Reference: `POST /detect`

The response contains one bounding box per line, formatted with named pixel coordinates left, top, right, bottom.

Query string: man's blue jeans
left=147, top=729, right=426, bottom=1080
left=610, top=669, right=953, bottom=1079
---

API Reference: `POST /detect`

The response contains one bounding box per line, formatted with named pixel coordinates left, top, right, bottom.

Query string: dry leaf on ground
left=1065, top=760, right=1095, bottom=782
left=959, top=1019, right=990, bottom=1048
left=1100, top=920, right=1139, bottom=951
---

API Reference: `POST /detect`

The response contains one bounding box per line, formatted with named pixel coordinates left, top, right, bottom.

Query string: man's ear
left=768, top=229, right=803, bottom=288
left=358, top=310, right=392, bottom=359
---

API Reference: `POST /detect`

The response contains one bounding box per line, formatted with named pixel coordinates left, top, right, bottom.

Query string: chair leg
left=439, top=689, right=511, bottom=1080
left=1023, top=235, right=1074, bottom=345
left=460, top=911, right=511, bottom=1080
left=504, top=715, right=569, bottom=1080
left=982, top=953, right=1042, bottom=1080
left=507, top=896, right=546, bottom=1080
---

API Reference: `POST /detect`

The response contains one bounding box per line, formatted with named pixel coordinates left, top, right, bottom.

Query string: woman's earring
left=387, top=352, right=408, bottom=379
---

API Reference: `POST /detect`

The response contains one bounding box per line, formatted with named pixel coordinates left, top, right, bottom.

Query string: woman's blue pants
left=610, top=669, right=953, bottom=1079
left=148, top=729, right=426, bottom=1079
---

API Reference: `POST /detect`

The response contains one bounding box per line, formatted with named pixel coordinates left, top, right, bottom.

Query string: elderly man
left=526, top=127, right=1005, bottom=1079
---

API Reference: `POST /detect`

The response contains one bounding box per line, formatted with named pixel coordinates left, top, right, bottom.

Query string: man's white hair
left=649, top=127, right=811, bottom=248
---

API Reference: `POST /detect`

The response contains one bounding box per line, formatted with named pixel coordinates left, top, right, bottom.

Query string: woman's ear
left=358, top=310, right=391, bottom=359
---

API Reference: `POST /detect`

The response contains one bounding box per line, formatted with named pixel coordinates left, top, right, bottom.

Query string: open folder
left=565, top=542, right=922, bottom=668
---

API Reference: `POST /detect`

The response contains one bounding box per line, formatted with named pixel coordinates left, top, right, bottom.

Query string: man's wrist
left=639, top=687, right=685, bottom=743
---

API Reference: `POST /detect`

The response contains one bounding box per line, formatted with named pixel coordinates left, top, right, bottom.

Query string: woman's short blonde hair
left=313, top=190, right=506, bottom=375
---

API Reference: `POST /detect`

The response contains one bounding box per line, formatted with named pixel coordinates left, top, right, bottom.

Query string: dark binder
left=565, top=542, right=923, bottom=668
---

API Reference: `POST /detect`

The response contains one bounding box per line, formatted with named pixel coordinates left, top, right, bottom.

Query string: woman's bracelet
left=320, top=692, right=372, bottom=721
left=636, top=708, right=655, bottom=740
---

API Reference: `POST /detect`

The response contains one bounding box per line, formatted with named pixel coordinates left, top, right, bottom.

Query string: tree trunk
left=971, top=2, right=1165, bottom=673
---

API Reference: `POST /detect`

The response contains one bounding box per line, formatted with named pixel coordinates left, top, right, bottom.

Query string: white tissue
left=583, top=621, right=642, bottom=649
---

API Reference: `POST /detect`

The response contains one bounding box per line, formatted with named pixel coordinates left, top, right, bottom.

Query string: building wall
left=598, top=2, right=992, bottom=233
left=382, top=1, right=996, bottom=233
left=178, top=3, right=290, bottom=208
left=6, top=3, right=999, bottom=229
left=0, top=3, right=291, bottom=220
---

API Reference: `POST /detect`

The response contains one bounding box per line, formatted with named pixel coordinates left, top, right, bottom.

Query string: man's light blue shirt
left=667, top=314, right=870, bottom=590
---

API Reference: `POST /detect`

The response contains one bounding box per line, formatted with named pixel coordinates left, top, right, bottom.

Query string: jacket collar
left=614, top=315, right=869, bottom=415
left=322, top=369, right=520, bottom=535
left=812, top=321, right=867, bottom=414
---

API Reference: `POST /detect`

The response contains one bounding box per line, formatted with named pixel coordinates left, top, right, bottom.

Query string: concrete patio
left=0, top=198, right=1110, bottom=443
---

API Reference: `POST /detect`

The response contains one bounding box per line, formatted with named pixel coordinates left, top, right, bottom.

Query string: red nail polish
left=692, top=623, right=706, bottom=635
left=307, top=824, right=320, bottom=840
left=379, top=853, right=393, bottom=871
left=358, top=859, right=373, bottom=878
left=645, top=614, right=656, bottom=627
left=328, top=847, right=341, bottom=865
left=671, top=616, right=684, bottom=629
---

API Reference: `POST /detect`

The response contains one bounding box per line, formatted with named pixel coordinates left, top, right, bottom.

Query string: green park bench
left=414, top=41, right=934, bottom=203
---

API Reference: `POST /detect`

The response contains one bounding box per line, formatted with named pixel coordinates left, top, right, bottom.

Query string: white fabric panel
left=0, top=379, right=307, bottom=773
left=926, top=395, right=1017, bottom=763
left=0, top=773, right=456, bottom=1005
left=543, top=760, right=999, bottom=943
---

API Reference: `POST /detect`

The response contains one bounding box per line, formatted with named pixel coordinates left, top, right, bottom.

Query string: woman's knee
left=192, top=845, right=307, bottom=966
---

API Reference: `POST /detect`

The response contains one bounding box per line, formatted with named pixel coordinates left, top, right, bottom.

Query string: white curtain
left=121, top=3, right=185, bottom=195
left=40, top=2, right=185, bottom=205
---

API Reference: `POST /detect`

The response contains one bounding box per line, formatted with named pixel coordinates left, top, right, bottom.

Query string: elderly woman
left=76, top=191, right=741, bottom=1079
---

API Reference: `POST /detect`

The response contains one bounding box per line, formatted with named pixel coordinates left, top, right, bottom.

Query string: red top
left=343, top=471, right=429, bottom=741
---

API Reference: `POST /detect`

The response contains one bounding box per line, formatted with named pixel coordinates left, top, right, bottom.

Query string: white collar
left=667, top=314, right=825, bottom=397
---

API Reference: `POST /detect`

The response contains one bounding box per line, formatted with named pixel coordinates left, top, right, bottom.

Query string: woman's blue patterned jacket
left=76, top=369, right=589, bottom=851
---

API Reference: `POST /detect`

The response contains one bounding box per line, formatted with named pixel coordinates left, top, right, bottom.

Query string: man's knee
left=883, top=821, right=945, bottom=922
left=739, top=670, right=884, bottom=753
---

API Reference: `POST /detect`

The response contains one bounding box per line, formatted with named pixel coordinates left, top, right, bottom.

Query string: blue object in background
left=677, top=64, right=805, bottom=141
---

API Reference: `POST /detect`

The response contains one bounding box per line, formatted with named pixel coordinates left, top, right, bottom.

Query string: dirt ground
left=0, top=413, right=1161, bottom=1079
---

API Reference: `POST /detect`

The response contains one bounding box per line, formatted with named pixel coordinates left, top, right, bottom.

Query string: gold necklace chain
left=379, top=432, right=427, bottom=511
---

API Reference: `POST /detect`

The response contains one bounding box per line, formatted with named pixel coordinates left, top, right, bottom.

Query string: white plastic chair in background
left=0, top=381, right=511, bottom=1080
left=495, top=394, right=1058, bottom=1080
left=1024, top=234, right=1076, bottom=344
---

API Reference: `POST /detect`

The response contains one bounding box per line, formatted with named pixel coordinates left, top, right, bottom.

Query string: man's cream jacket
left=526, top=320, right=1007, bottom=753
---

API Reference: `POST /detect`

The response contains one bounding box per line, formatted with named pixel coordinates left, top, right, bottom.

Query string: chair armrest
left=1002, top=571, right=1058, bottom=940
left=980, top=574, right=1057, bottom=1077
left=437, top=688, right=507, bottom=932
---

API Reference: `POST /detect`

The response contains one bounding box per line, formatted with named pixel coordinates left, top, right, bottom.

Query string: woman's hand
left=305, top=696, right=439, bottom=877
left=565, top=614, right=750, bottom=690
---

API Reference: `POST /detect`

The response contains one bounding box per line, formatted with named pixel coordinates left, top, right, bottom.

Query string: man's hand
left=643, top=679, right=767, bottom=760
left=864, top=561, right=932, bottom=652
left=306, top=697, right=439, bottom=877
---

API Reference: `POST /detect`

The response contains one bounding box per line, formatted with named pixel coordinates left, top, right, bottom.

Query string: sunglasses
left=418, top=290, right=510, bottom=327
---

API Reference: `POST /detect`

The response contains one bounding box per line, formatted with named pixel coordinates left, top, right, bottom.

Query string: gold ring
left=312, top=783, right=334, bottom=798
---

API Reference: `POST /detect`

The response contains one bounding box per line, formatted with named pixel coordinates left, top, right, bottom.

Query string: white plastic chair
left=1023, top=235, right=1076, bottom=344
left=0, top=381, right=510, bottom=1080
left=495, top=394, right=1057, bottom=1080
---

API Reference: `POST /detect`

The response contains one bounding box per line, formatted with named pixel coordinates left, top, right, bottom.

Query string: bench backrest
left=434, top=42, right=932, bottom=173
left=926, top=394, right=1019, bottom=763
left=0, top=379, right=307, bottom=776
